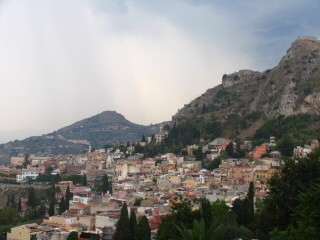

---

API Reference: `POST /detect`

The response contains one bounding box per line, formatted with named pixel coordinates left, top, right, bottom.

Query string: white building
left=16, top=169, right=39, bottom=182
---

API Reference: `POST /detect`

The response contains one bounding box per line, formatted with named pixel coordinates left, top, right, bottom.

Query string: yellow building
left=7, top=223, right=42, bottom=240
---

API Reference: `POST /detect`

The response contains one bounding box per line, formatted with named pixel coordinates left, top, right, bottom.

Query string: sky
left=0, top=0, right=320, bottom=144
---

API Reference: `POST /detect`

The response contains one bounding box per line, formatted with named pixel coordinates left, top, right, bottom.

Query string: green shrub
left=287, top=69, right=293, bottom=74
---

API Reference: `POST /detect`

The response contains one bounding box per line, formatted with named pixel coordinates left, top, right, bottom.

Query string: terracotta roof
left=41, top=222, right=63, bottom=227
left=79, top=215, right=95, bottom=218
left=59, top=228, right=69, bottom=232
left=69, top=223, right=82, bottom=227
left=38, top=226, right=54, bottom=232
left=72, top=202, right=90, bottom=209
left=67, top=209, right=81, bottom=214
left=88, top=201, right=99, bottom=206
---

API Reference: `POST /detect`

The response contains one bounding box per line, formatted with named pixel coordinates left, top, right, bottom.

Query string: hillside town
left=2, top=126, right=319, bottom=240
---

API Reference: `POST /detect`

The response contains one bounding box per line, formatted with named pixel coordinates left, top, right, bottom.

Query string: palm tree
left=176, top=219, right=226, bottom=240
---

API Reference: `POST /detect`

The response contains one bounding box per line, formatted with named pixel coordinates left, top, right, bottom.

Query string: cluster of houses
left=3, top=135, right=320, bottom=240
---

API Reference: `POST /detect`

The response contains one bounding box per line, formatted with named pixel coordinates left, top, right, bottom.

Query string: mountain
left=0, top=111, right=169, bottom=163
left=172, top=36, right=320, bottom=140
left=54, top=111, right=164, bottom=147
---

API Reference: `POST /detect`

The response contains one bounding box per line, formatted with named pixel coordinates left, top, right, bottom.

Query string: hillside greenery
left=134, top=113, right=320, bottom=160
left=250, top=113, right=320, bottom=156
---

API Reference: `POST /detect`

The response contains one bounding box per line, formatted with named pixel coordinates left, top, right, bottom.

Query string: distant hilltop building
left=297, top=36, right=320, bottom=43
left=155, top=124, right=168, bottom=145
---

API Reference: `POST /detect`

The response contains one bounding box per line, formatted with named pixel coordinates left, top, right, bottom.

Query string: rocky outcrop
left=172, top=36, right=320, bottom=126
left=222, top=70, right=261, bottom=88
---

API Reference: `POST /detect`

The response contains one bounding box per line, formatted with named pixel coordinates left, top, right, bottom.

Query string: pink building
left=227, top=165, right=253, bottom=184
left=72, top=186, right=88, bottom=194
left=116, top=191, right=126, bottom=199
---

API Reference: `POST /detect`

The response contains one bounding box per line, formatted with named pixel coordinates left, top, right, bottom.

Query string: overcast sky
left=0, top=0, right=320, bottom=144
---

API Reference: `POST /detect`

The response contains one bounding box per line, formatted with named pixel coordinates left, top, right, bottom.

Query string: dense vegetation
left=251, top=113, right=320, bottom=156
left=156, top=197, right=254, bottom=240
left=132, top=113, right=320, bottom=161
left=0, top=185, right=61, bottom=235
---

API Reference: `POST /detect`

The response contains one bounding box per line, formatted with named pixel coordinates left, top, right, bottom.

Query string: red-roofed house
left=70, top=202, right=90, bottom=214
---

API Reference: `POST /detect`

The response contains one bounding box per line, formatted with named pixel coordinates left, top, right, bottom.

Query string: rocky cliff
left=172, top=36, right=320, bottom=127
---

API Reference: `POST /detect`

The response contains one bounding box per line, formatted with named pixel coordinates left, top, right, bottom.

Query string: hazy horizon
left=1, top=0, right=320, bottom=144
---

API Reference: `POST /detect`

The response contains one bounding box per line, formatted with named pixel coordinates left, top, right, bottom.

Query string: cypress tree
left=27, top=187, right=37, bottom=209
left=102, top=174, right=109, bottom=193
left=49, top=199, right=55, bottom=216
left=6, top=195, right=10, bottom=207
left=201, top=199, right=213, bottom=229
left=18, top=198, right=22, bottom=212
left=113, top=220, right=121, bottom=240
left=59, top=197, right=66, bottom=214
left=109, top=179, right=113, bottom=194
left=129, top=211, right=137, bottom=240
left=232, top=182, right=255, bottom=227
left=247, top=181, right=254, bottom=222
left=201, top=103, right=208, bottom=114
left=11, top=194, right=16, bottom=209
left=66, top=185, right=72, bottom=210
left=118, top=203, right=130, bottom=240
left=83, top=174, right=88, bottom=186
left=196, top=146, right=204, bottom=161
left=141, top=135, right=146, bottom=142
left=136, top=215, right=151, bottom=240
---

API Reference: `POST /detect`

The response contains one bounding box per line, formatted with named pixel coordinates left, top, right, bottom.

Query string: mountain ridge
left=0, top=111, right=169, bottom=163
left=171, top=36, right=320, bottom=140
left=172, top=37, right=320, bottom=129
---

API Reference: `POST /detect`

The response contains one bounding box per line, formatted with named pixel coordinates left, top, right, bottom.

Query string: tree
left=83, top=174, right=88, bottom=186
left=23, top=154, right=30, bottom=169
left=6, top=195, right=10, bottom=207
left=134, top=198, right=142, bottom=206
left=10, top=194, right=16, bottom=209
left=201, top=199, right=213, bottom=229
left=17, top=198, right=21, bottom=212
left=269, top=183, right=320, bottom=239
left=49, top=199, right=55, bottom=216
left=220, top=151, right=228, bottom=159
left=225, top=142, right=234, bottom=157
left=135, top=215, right=151, bottom=240
left=277, top=134, right=294, bottom=157
left=231, top=182, right=254, bottom=227
left=66, top=185, right=72, bottom=210
left=0, top=207, right=22, bottom=225
left=195, top=147, right=203, bottom=161
left=129, top=211, right=137, bottom=240
left=64, top=175, right=84, bottom=185
left=27, top=187, right=37, bottom=209
left=176, top=219, right=227, bottom=240
left=159, top=198, right=253, bottom=240
left=59, top=197, right=66, bottom=214
left=141, top=135, right=146, bottom=142
left=102, top=174, right=109, bottom=193
left=261, top=153, right=272, bottom=158
left=254, top=148, right=320, bottom=240
left=201, top=104, right=208, bottom=114
left=67, top=231, right=78, bottom=240
left=115, top=203, right=130, bottom=240
left=205, top=157, right=222, bottom=170
left=247, top=181, right=254, bottom=222
left=156, top=200, right=201, bottom=240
